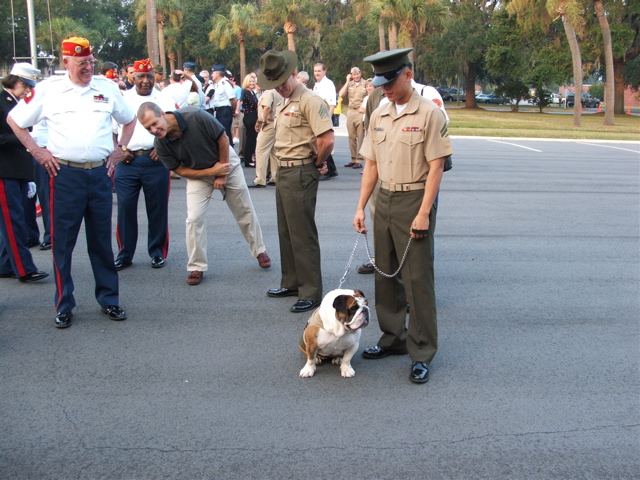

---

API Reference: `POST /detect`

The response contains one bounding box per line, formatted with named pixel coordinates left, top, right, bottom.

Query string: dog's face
left=332, top=289, right=369, bottom=332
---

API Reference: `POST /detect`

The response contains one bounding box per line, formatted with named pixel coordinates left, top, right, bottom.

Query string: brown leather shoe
left=187, top=270, right=203, bottom=285
left=257, top=252, right=271, bottom=269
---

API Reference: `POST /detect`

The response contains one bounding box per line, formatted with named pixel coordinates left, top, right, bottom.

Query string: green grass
left=446, top=106, right=640, bottom=141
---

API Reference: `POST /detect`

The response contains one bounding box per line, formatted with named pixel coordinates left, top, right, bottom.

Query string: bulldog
left=298, top=289, right=370, bottom=378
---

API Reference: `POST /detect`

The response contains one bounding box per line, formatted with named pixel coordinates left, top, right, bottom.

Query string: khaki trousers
left=373, top=188, right=438, bottom=364
left=185, top=151, right=266, bottom=271
left=347, top=109, right=364, bottom=162
left=254, top=123, right=278, bottom=185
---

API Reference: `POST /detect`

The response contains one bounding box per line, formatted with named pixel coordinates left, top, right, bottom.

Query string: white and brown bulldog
left=298, top=289, right=370, bottom=378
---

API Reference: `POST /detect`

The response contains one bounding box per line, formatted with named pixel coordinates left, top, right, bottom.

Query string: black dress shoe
left=39, top=242, right=52, bottom=250
left=114, top=259, right=132, bottom=271
left=55, top=312, right=73, bottom=329
left=101, top=305, right=127, bottom=321
left=267, top=181, right=276, bottom=186
left=267, top=287, right=298, bottom=298
left=151, top=256, right=165, bottom=268
left=26, top=240, right=40, bottom=248
left=361, top=345, right=408, bottom=359
left=290, top=300, right=320, bottom=313
left=410, top=361, right=430, bottom=383
left=248, top=182, right=266, bottom=188
left=19, top=270, right=49, bottom=283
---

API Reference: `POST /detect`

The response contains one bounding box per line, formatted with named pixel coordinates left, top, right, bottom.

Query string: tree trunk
left=563, top=16, right=582, bottom=127
left=389, top=22, right=398, bottom=50
left=378, top=21, right=386, bottom=52
left=239, top=39, right=246, bottom=81
left=168, top=52, right=176, bottom=73
left=465, top=62, right=477, bottom=109
left=613, top=57, right=625, bottom=115
left=157, top=21, right=167, bottom=77
left=594, top=0, right=614, bottom=125
left=146, top=0, right=160, bottom=65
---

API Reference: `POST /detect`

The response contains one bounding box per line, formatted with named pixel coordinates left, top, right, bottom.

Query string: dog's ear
left=332, top=295, right=350, bottom=313
left=353, top=289, right=365, bottom=298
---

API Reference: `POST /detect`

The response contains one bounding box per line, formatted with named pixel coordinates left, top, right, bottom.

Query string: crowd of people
left=1, top=37, right=452, bottom=384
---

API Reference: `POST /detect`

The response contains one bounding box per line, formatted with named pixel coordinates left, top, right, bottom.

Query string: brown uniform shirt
left=274, top=83, right=333, bottom=160
left=360, top=89, right=452, bottom=184
left=258, top=89, right=283, bottom=123
left=345, top=81, right=368, bottom=110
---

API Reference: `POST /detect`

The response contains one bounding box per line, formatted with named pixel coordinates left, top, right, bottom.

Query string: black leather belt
left=131, top=149, right=153, bottom=156
left=214, top=106, right=231, bottom=111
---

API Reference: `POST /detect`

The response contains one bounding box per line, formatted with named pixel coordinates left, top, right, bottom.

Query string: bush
left=589, top=83, right=604, bottom=100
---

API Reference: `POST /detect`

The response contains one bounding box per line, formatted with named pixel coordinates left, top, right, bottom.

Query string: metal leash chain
left=338, top=233, right=361, bottom=289
left=338, top=232, right=411, bottom=289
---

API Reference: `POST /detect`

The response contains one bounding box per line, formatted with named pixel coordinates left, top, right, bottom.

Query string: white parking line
left=575, top=142, right=640, bottom=154
left=486, top=140, right=543, bottom=152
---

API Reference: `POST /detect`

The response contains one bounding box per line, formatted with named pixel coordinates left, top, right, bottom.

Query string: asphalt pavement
left=1, top=126, right=639, bottom=479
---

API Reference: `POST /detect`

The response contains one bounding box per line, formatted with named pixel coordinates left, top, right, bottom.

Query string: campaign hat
left=257, top=50, right=297, bottom=89
left=363, top=48, right=413, bottom=87
left=9, top=63, right=40, bottom=87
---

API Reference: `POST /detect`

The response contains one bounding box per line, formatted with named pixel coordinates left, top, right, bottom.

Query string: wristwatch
left=117, top=144, right=128, bottom=152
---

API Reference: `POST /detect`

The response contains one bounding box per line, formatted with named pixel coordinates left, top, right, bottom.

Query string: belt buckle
left=402, top=183, right=410, bottom=192
left=83, top=162, right=92, bottom=170
left=287, top=161, right=296, bottom=167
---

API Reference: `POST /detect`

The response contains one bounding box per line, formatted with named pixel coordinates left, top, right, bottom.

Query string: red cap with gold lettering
left=62, top=37, right=93, bottom=57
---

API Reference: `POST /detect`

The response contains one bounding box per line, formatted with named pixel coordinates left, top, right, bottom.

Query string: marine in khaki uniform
left=257, top=50, right=335, bottom=313
left=353, top=48, right=453, bottom=384
left=249, top=88, right=283, bottom=188
left=338, top=67, right=368, bottom=168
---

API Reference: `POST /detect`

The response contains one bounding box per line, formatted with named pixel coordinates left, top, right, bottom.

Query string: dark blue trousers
left=215, top=107, right=233, bottom=144
left=23, top=159, right=52, bottom=245
left=114, top=154, right=170, bottom=262
left=0, top=178, right=38, bottom=277
left=50, top=164, right=119, bottom=313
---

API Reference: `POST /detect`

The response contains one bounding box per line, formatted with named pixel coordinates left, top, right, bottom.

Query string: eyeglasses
left=69, top=59, right=98, bottom=68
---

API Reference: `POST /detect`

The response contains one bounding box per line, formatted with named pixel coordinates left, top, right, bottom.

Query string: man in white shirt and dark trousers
left=205, top=65, right=237, bottom=143
left=114, top=59, right=171, bottom=272
left=312, top=63, right=338, bottom=180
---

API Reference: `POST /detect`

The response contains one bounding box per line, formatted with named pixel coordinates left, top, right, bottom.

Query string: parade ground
left=1, top=130, right=638, bottom=479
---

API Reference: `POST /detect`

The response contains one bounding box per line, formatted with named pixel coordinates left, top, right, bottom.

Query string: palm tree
left=397, top=0, right=449, bottom=64
left=135, top=0, right=183, bottom=76
left=209, top=3, right=262, bottom=81
left=146, top=0, right=160, bottom=66
left=262, top=0, right=316, bottom=52
left=352, top=0, right=387, bottom=52
left=36, top=17, right=90, bottom=68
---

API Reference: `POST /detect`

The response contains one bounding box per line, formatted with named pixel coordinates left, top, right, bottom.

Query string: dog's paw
left=340, top=365, right=355, bottom=378
left=331, top=357, right=341, bottom=365
left=299, top=365, right=316, bottom=378
left=314, top=357, right=324, bottom=365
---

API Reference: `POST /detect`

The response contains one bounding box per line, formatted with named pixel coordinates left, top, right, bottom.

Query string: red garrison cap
left=62, top=37, right=93, bottom=57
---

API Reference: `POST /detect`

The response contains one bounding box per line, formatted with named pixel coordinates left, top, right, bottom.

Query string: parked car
left=484, top=93, right=508, bottom=105
left=475, top=93, right=490, bottom=102
left=581, top=93, right=600, bottom=108
left=562, top=93, right=600, bottom=108
left=551, top=93, right=560, bottom=104
left=436, top=87, right=457, bottom=101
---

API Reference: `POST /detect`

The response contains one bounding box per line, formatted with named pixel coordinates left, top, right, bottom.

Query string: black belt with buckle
left=131, top=149, right=153, bottom=156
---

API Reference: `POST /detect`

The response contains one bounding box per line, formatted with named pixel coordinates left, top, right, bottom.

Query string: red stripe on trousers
left=0, top=179, right=28, bottom=277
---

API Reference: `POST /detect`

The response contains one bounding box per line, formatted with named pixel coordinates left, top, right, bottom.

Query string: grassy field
left=446, top=105, right=640, bottom=141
